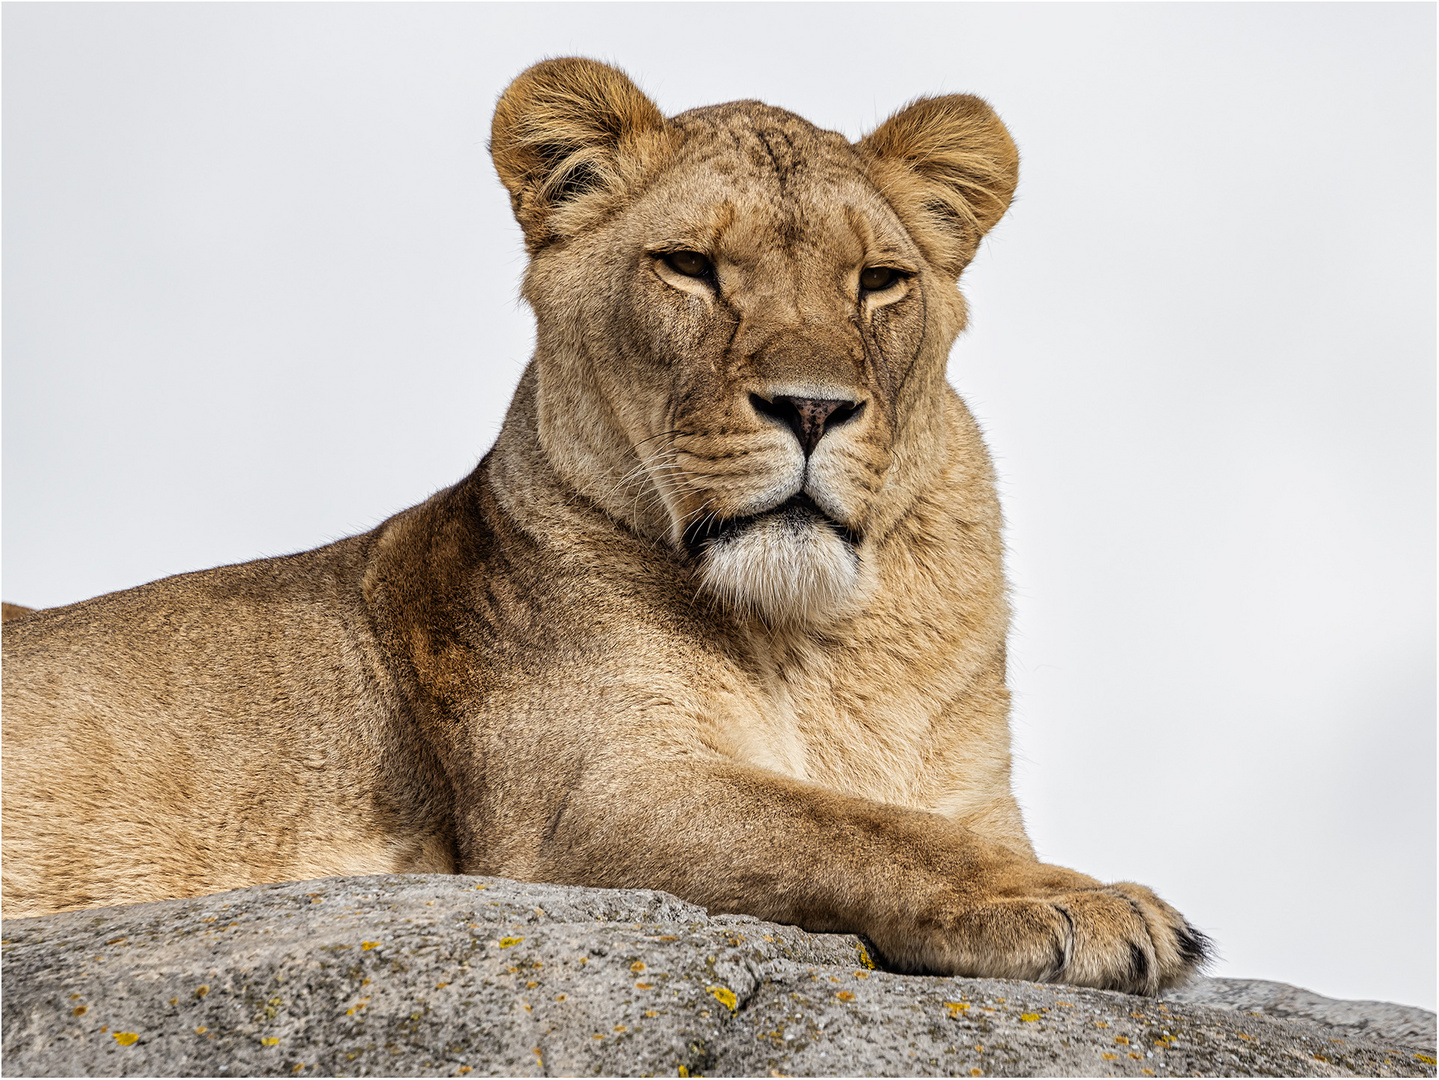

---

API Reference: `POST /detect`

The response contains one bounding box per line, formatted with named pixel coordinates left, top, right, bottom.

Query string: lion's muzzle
left=683, top=491, right=861, bottom=558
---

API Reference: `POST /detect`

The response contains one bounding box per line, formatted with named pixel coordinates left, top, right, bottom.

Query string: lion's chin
left=693, top=499, right=861, bottom=625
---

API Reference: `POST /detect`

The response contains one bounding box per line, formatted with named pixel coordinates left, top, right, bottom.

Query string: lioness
left=2, top=58, right=1208, bottom=993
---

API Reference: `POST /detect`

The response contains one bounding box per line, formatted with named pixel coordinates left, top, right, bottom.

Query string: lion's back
left=0, top=534, right=451, bottom=917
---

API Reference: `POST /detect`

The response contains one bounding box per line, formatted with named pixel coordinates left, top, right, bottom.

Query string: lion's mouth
left=682, top=492, right=860, bottom=557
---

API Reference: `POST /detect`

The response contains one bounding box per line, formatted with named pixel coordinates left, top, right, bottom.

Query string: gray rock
left=2, top=874, right=1434, bottom=1077
left=1164, top=976, right=1436, bottom=1053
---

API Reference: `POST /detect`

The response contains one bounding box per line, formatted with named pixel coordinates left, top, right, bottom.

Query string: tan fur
left=1, top=59, right=1208, bottom=993
left=1, top=603, right=35, bottom=623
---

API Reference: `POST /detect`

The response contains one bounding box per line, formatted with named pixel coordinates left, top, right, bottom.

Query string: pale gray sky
left=4, top=3, right=1433, bottom=1010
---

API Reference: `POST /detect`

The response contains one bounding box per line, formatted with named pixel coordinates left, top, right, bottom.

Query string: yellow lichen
left=1020, top=1014, right=1039, bottom=1022
left=707, top=985, right=738, bottom=1012
left=261, top=1038, right=279, bottom=1047
left=361, top=942, right=380, bottom=951
left=112, top=1033, right=138, bottom=1046
left=498, top=937, right=523, bottom=949
left=944, top=1002, right=969, bottom=1018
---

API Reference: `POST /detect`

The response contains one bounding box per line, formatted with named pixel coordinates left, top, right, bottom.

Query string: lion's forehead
left=641, top=110, right=900, bottom=268
left=666, top=103, right=866, bottom=190
left=670, top=100, right=849, bottom=146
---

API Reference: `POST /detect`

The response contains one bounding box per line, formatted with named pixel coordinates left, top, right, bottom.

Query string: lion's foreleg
left=527, top=758, right=1209, bottom=994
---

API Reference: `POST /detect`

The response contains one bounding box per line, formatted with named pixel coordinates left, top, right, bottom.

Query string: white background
left=4, top=3, right=1433, bottom=1010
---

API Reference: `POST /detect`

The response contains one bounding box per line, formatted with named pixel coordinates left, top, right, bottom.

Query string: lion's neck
left=488, top=362, right=671, bottom=548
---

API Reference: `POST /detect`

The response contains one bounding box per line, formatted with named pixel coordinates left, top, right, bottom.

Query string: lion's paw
left=1046, top=881, right=1211, bottom=994
left=918, top=876, right=1211, bottom=995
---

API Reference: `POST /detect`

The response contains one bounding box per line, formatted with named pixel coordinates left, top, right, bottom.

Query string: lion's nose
left=750, top=394, right=865, bottom=456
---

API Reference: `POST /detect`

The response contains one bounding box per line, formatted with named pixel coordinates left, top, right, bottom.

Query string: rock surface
left=1162, top=975, right=1436, bottom=1052
left=3, top=874, right=1434, bottom=1077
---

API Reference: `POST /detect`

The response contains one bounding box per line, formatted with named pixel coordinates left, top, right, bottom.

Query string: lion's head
left=491, top=59, right=1017, bottom=624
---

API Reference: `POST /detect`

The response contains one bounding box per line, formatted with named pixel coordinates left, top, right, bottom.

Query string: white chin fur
left=698, top=515, right=860, bottom=625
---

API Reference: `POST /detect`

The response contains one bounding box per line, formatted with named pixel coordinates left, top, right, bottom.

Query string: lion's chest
left=704, top=632, right=993, bottom=815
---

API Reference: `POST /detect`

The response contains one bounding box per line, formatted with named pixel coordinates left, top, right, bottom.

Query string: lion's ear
left=857, top=95, right=1019, bottom=277
left=491, top=58, right=669, bottom=251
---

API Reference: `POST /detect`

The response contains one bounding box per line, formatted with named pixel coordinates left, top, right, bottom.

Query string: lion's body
left=2, top=60, right=1206, bottom=992
left=4, top=377, right=1023, bottom=906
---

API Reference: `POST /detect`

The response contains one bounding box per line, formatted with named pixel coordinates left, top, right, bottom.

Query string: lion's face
left=587, top=107, right=932, bottom=622
left=492, top=62, right=1018, bottom=624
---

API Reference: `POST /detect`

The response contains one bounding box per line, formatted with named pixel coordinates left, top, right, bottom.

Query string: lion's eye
left=663, top=251, right=712, bottom=278
left=859, top=266, right=903, bottom=293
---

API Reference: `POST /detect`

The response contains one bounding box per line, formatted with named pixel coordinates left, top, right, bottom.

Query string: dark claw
left=1127, top=940, right=1151, bottom=989
left=1176, top=921, right=1214, bottom=969
left=1051, top=905, right=1076, bottom=980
